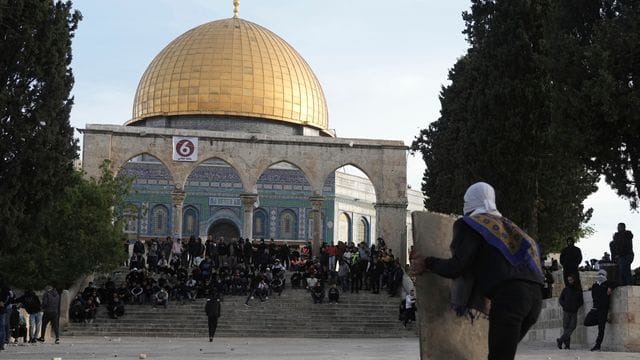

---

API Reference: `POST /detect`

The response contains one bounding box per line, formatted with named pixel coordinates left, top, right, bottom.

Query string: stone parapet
left=522, top=285, right=640, bottom=352
left=551, top=270, right=599, bottom=297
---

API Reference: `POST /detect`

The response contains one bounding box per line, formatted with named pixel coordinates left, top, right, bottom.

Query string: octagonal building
left=81, top=8, right=422, bottom=262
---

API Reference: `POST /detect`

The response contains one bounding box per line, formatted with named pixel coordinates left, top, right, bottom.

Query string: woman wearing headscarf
left=411, top=182, right=544, bottom=360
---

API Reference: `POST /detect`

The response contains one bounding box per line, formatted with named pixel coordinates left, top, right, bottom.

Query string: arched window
left=278, top=210, right=297, bottom=240
left=357, top=217, right=369, bottom=245
left=338, top=212, right=352, bottom=244
left=183, top=207, right=198, bottom=237
left=253, top=209, right=267, bottom=237
left=151, top=205, right=169, bottom=235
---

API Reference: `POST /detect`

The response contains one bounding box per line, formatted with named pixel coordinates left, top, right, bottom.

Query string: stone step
left=70, top=268, right=416, bottom=339
left=63, top=331, right=416, bottom=338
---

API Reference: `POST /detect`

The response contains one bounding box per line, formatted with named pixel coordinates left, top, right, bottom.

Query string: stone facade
left=82, top=124, right=410, bottom=263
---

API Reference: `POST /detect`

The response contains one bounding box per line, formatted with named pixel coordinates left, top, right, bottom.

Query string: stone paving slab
left=1, top=337, right=638, bottom=359
left=517, top=344, right=640, bottom=360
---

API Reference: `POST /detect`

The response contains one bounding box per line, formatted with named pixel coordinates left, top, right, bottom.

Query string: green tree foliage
left=0, top=1, right=127, bottom=289
left=0, top=1, right=82, bottom=248
left=583, top=1, right=640, bottom=208
left=412, top=0, right=599, bottom=252
left=1, top=163, right=130, bottom=289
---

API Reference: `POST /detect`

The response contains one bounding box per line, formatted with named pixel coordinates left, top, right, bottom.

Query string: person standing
left=281, top=242, right=291, bottom=270
left=559, top=237, right=582, bottom=286
left=243, top=238, right=253, bottom=266
left=403, top=289, right=417, bottom=327
left=217, top=237, right=228, bottom=269
left=588, top=269, right=615, bottom=351
left=205, top=297, right=221, bottom=342
left=411, top=182, right=544, bottom=360
left=1, top=287, right=14, bottom=345
left=612, top=223, right=634, bottom=286
left=39, top=286, right=60, bottom=344
left=556, top=274, right=583, bottom=349
left=326, top=243, right=337, bottom=272
left=171, top=237, right=182, bottom=266
left=0, top=300, right=5, bottom=351
left=15, top=289, right=41, bottom=343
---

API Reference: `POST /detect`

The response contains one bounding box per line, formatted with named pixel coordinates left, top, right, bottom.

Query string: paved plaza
left=1, top=337, right=638, bottom=360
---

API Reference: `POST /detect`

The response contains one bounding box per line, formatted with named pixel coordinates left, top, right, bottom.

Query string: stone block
left=412, top=211, right=489, bottom=360
left=59, top=289, right=70, bottom=328
left=627, top=325, right=640, bottom=351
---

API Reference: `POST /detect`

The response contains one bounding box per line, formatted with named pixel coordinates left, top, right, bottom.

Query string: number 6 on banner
left=172, top=137, right=198, bottom=161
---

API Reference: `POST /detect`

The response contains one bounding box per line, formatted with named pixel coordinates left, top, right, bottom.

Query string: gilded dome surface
left=129, top=17, right=329, bottom=133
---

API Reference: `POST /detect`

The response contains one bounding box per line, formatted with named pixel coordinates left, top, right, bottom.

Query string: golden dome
left=129, top=17, right=329, bottom=133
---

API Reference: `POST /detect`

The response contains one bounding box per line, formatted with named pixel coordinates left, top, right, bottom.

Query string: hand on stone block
left=410, top=251, right=428, bottom=275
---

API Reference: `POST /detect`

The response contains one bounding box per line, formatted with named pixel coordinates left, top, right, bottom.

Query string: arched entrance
left=208, top=220, right=240, bottom=243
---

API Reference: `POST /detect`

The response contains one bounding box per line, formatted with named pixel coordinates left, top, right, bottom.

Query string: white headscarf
left=597, top=269, right=607, bottom=284
left=463, top=182, right=502, bottom=217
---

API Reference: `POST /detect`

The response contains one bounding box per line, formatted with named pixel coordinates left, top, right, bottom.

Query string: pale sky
left=70, top=0, right=637, bottom=266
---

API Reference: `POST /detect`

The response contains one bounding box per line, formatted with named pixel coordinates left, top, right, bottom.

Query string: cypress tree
left=412, top=0, right=598, bottom=252
left=0, top=0, right=82, bottom=287
left=584, top=0, right=640, bottom=209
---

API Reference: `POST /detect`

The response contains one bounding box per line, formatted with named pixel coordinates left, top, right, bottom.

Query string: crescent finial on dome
left=233, top=0, right=239, bottom=18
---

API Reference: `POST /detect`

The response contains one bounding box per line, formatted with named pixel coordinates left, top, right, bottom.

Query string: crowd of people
left=555, top=222, right=634, bottom=352
left=0, top=285, right=61, bottom=349
left=62, top=236, right=411, bottom=327
left=1, top=216, right=633, bottom=354
left=0, top=235, right=410, bottom=351
left=116, top=235, right=409, bottom=308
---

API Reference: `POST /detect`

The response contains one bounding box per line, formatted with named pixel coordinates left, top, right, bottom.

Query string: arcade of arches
left=82, top=125, right=410, bottom=262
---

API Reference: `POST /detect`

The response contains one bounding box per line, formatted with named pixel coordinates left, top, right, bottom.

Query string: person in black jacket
left=559, top=238, right=582, bottom=286
left=311, top=280, right=325, bottom=304
left=15, top=289, right=42, bottom=343
left=107, top=293, right=125, bottom=319
left=328, top=283, right=340, bottom=304
left=205, top=297, right=221, bottom=342
left=9, top=304, right=27, bottom=343
left=369, top=257, right=383, bottom=294
left=589, top=269, right=615, bottom=351
left=0, top=300, right=5, bottom=351
left=611, top=223, right=634, bottom=285
left=411, top=182, right=544, bottom=360
left=556, top=274, right=583, bottom=349
left=39, top=286, right=60, bottom=344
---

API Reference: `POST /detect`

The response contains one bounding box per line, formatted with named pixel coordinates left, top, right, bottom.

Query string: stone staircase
left=63, top=287, right=417, bottom=338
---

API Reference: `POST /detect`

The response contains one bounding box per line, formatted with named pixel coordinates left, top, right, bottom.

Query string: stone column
left=240, top=193, right=258, bottom=239
left=374, top=201, right=408, bottom=265
left=310, top=195, right=324, bottom=258
left=58, top=289, right=71, bottom=330
left=171, top=188, right=186, bottom=239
